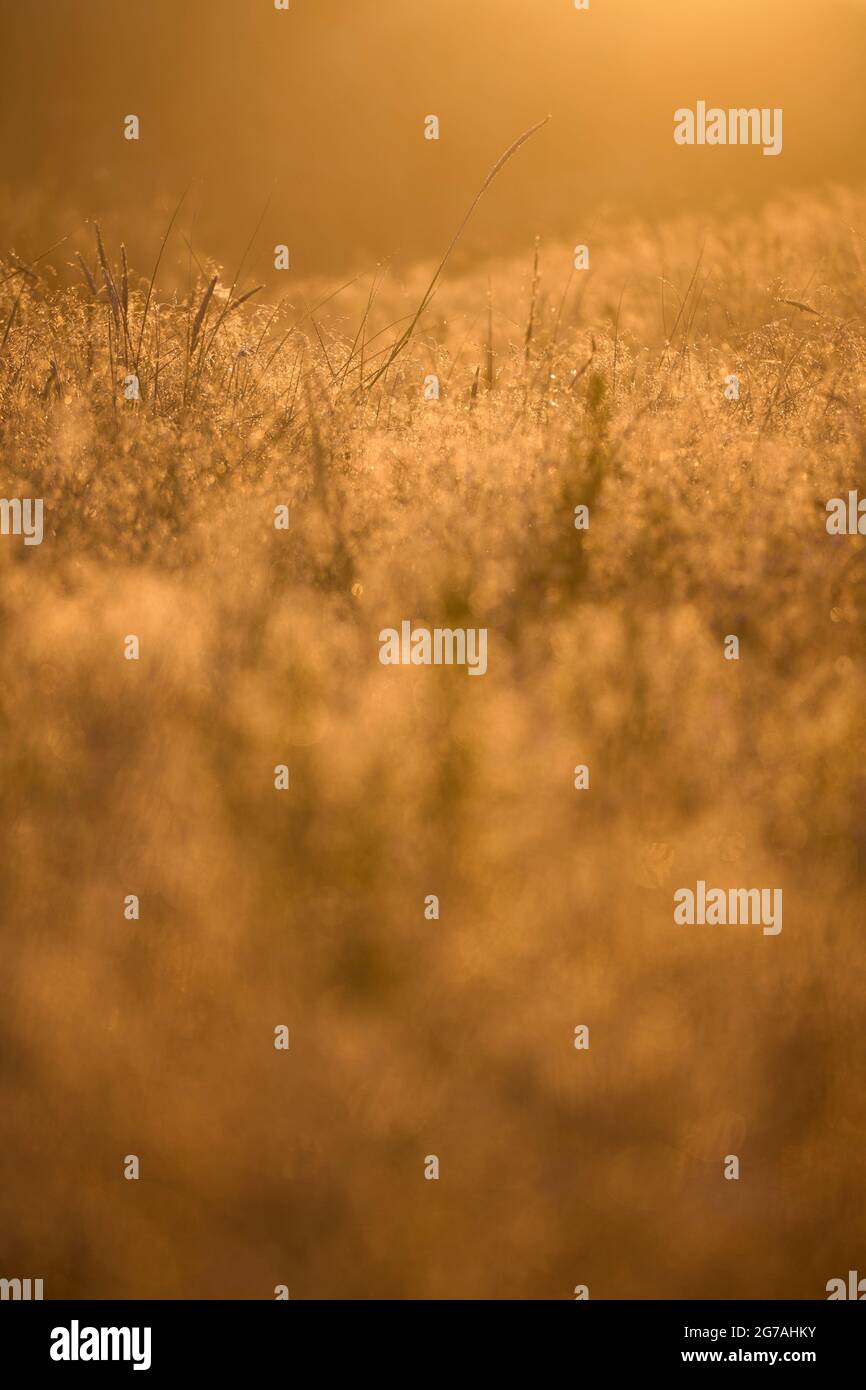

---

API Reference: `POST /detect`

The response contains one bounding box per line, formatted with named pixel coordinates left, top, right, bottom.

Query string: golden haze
left=1, top=0, right=865, bottom=1299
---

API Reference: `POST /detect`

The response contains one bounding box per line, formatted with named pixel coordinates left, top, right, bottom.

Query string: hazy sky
left=3, top=0, right=866, bottom=273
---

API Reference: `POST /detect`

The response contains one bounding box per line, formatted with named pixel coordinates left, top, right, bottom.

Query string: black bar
left=1, top=1299, right=862, bottom=1375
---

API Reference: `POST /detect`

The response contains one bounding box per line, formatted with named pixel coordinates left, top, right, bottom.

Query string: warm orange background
left=3, top=0, right=866, bottom=274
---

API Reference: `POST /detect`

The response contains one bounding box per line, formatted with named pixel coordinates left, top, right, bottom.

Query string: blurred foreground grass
left=1, top=190, right=865, bottom=1297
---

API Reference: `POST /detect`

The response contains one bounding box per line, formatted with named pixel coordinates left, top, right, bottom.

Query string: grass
left=1, top=185, right=865, bottom=1298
